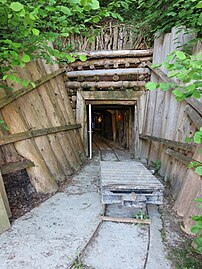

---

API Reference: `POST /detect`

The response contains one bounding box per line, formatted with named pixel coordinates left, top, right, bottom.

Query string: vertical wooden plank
left=0, top=170, right=11, bottom=217
left=0, top=192, right=10, bottom=234
left=76, top=91, right=88, bottom=155
left=134, top=104, right=139, bottom=158
left=2, top=98, right=58, bottom=193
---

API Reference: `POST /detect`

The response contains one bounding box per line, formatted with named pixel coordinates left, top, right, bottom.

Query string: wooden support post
left=0, top=192, right=11, bottom=234
left=0, top=170, right=11, bottom=217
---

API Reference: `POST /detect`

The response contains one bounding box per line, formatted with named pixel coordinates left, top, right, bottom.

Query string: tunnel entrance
left=92, top=105, right=134, bottom=149
left=87, top=103, right=135, bottom=158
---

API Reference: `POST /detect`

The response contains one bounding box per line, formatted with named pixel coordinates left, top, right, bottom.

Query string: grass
left=167, top=240, right=202, bottom=269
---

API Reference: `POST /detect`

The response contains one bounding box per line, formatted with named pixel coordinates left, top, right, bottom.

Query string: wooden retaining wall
left=0, top=59, right=85, bottom=195
left=138, top=27, right=202, bottom=233
left=65, top=21, right=149, bottom=52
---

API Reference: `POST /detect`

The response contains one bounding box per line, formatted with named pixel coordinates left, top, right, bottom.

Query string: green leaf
left=195, top=198, right=202, bottom=203
left=151, top=63, right=161, bottom=68
left=90, top=0, right=100, bottom=10
left=59, top=6, right=71, bottom=15
left=145, top=82, right=157, bottom=90
left=21, top=54, right=30, bottom=63
left=60, top=33, right=69, bottom=37
left=79, top=54, right=87, bottom=62
left=4, top=125, right=10, bottom=131
left=45, top=6, right=56, bottom=11
left=159, top=82, right=171, bottom=91
left=3, top=74, right=8, bottom=80
left=186, top=84, right=196, bottom=91
left=10, top=2, right=24, bottom=12
left=29, top=14, right=36, bottom=21
left=191, top=226, right=201, bottom=234
left=195, top=166, right=202, bottom=176
left=175, top=51, right=186, bottom=60
left=32, top=28, right=40, bottom=36
left=93, top=16, right=100, bottom=23
left=196, top=1, right=202, bottom=8
left=172, top=89, right=183, bottom=97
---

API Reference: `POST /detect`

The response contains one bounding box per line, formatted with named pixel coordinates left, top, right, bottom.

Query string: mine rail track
left=68, top=137, right=152, bottom=269
left=93, top=136, right=120, bottom=162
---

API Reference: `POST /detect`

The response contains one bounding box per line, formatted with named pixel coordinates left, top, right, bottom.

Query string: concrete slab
left=146, top=205, right=171, bottom=269
left=0, top=141, right=172, bottom=269
left=84, top=222, right=148, bottom=269
left=0, top=192, right=102, bottom=269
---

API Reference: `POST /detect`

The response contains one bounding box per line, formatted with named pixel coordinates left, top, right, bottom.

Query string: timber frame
left=66, top=49, right=152, bottom=156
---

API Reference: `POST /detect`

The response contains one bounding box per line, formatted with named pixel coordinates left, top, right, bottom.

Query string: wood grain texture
left=0, top=124, right=81, bottom=146
left=0, top=192, right=10, bottom=234
left=0, top=170, right=11, bottom=217
left=101, top=216, right=151, bottom=224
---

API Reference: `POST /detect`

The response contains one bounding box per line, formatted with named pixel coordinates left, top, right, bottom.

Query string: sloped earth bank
left=2, top=141, right=196, bottom=269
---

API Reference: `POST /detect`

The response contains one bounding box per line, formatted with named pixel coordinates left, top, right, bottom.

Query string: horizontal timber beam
left=1, top=159, right=35, bottom=175
left=165, top=148, right=193, bottom=166
left=139, top=134, right=195, bottom=152
left=85, top=100, right=136, bottom=105
left=68, top=57, right=153, bottom=68
left=0, top=68, right=66, bottom=109
left=147, top=61, right=202, bottom=115
left=80, top=90, right=143, bottom=101
left=66, top=68, right=150, bottom=78
left=185, top=104, right=202, bottom=130
left=76, top=49, right=153, bottom=59
left=65, top=81, right=145, bottom=89
left=101, top=216, right=151, bottom=225
left=0, top=124, right=81, bottom=146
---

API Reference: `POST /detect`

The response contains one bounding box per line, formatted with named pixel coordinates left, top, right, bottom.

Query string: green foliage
left=146, top=51, right=202, bottom=101
left=0, top=0, right=129, bottom=89
left=120, top=0, right=202, bottom=42
left=134, top=209, right=149, bottom=220
left=168, top=240, right=202, bottom=269
left=191, top=199, right=202, bottom=254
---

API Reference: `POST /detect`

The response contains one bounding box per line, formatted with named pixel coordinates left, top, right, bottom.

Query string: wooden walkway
left=101, top=161, right=164, bottom=207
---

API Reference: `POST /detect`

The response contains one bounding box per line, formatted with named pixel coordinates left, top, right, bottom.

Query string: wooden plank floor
left=101, top=161, right=164, bottom=206
left=101, top=161, right=164, bottom=191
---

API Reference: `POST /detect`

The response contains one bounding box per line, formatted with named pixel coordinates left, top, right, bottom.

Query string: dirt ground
left=3, top=170, right=53, bottom=221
